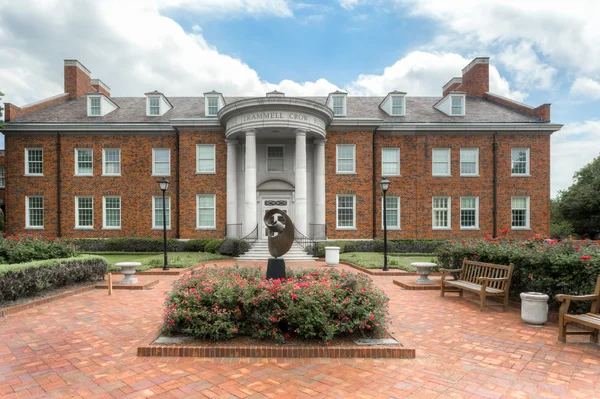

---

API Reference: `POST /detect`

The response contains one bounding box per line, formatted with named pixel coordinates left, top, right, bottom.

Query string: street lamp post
left=380, top=177, right=390, bottom=272
left=157, top=177, right=170, bottom=271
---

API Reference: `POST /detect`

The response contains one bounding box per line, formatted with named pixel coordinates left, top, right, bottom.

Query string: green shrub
left=68, top=237, right=185, bottom=252
left=0, top=208, right=5, bottom=232
left=183, top=239, right=213, bottom=252
left=164, top=266, right=389, bottom=342
left=0, top=234, right=78, bottom=264
left=436, top=237, right=600, bottom=309
left=218, top=238, right=251, bottom=256
left=316, top=239, right=443, bottom=257
left=0, top=255, right=107, bottom=302
left=550, top=221, right=575, bottom=239
left=203, top=239, right=223, bottom=254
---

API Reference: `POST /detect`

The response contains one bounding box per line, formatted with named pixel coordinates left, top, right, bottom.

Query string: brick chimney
left=91, top=79, right=111, bottom=97
left=64, top=60, right=94, bottom=99
left=442, top=77, right=462, bottom=97
left=456, top=57, right=489, bottom=98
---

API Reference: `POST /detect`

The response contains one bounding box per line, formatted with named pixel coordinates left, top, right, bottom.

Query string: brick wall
left=64, top=64, right=94, bottom=99
left=0, top=153, right=5, bottom=208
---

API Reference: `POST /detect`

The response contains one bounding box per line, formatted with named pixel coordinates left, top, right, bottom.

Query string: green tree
left=556, top=155, right=600, bottom=238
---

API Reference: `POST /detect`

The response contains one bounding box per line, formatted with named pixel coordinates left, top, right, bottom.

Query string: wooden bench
left=440, top=258, right=514, bottom=311
left=556, top=276, right=600, bottom=343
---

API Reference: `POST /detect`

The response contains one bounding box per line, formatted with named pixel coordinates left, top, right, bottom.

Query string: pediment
left=257, top=179, right=295, bottom=191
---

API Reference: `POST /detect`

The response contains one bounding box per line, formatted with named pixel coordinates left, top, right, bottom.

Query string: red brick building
left=2, top=58, right=561, bottom=242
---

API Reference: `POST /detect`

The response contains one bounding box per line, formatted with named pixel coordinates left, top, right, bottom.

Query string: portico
left=218, top=97, right=333, bottom=240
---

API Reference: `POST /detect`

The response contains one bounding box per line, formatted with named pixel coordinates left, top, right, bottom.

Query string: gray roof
left=9, top=95, right=541, bottom=124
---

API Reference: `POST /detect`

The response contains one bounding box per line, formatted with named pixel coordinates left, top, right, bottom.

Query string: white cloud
left=347, top=51, right=526, bottom=100
left=498, top=41, right=557, bottom=90
left=570, top=77, right=600, bottom=100
left=338, top=0, right=360, bottom=10
left=159, top=0, right=293, bottom=17
left=551, top=120, right=600, bottom=196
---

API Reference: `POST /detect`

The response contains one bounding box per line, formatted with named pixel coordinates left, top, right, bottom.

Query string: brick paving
left=1, top=260, right=599, bottom=398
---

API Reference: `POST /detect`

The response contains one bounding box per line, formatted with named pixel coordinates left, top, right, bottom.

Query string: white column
left=226, top=139, right=238, bottom=237
left=295, top=129, right=308, bottom=236
left=314, top=139, right=326, bottom=239
left=244, top=130, right=257, bottom=236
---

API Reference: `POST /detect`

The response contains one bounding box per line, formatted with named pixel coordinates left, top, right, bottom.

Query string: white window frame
left=148, top=96, right=160, bottom=116
left=205, top=96, right=220, bottom=117
left=102, top=148, right=121, bottom=176
left=460, top=148, right=479, bottom=176
left=460, top=196, right=479, bottom=230
left=381, top=148, right=400, bottom=176
left=336, top=144, right=356, bottom=174
left=196, top=144, right=216, bottom=174
left=450, top=95, right=464, bottom=116
left=332, top=95, right=346, bottom=116
left=102, top=196, right=122, bottom=229
left=432, top=148, right=451, bottom=176
left=511, top=196, right=531, bottom=230
left=88, top=96, right=102, bottom=117
left=511, top=148, right=531, bottom=176
left=152, top=196, right=172, bottom=229
left=25, top=148, right=43, bottom=176
left=74, top=148, right=93, bottom=176
left=336, top=194, right=356, bottom=230
left=382, top=196, right=401, bottom=230
left=25, top=196, right=44, bottom=229
left=196, top=194, right=216, bottom=229
left=391, top=95, right=405, bottom=116
left=266, top=145, right=285, bottom=173
left=75, top=196, right=94, bottom=229
left=152, top=148, right=171, bottom=176
left=0, top=166, right=5, bottom=188
left=432, top=196, right=451, bottom=230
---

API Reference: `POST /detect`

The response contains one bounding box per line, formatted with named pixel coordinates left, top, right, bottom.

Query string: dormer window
left=207, top=97, right=219, bottom=116
left=89, top=97, right=101, bottom=116
left=451, top=95, right=464, bottom=115
left=391, top=96, right=404, bottom=116
left=149, top=97, right=160, bottom=115
left=332, top=96, right=345, bottom=116
left=379, top=91, right=406, bottom=117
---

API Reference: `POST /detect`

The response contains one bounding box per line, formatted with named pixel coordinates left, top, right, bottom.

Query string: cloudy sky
left=0, top=0, right=598, bottom=197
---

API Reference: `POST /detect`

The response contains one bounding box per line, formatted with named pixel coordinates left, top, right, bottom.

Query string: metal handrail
left=226, top=223, right=243, bottom=239
left=234, top=224, right=258, bottom=256
left=294, top=227, right=318, bottom=256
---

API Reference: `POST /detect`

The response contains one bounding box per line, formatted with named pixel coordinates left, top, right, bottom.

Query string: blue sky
left=1, top=0, right=599, bottom=196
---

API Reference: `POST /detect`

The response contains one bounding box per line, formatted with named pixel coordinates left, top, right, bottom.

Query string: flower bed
left=163, top=266, right=389, bottom=343
left=436, top=235, right=600, bottom=309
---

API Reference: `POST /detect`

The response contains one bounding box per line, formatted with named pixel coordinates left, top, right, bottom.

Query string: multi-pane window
left=25, top=148, right=43, bottom=175
left=391, top=96, right=404, bottom=115
left=0, top=166, right=5, bottom=188
left=511, top=148, right=530, bottom=175
left=432, top=148, right=451, bottom=176
left=460, top=148, right=479, bottom=176
left=336, top=195, right=355, bottom=229
left=196, top=144, right=216, bottom=173
left=451, top=96, right=463, bottom=115
left=102, top=149, right=121, bottom=175
left=152, top=148, right=170, bottom=176
left=460, top=197, right=479, bottom=229
left=149, top=97, right=160, bottom=115
left=197, top=195, right=216, bottom=228
left=76, top=197, right=94, bottom=228
left=432, top=196, right=451, bottom=229
left=336, top=145, right=355, bottom=173
left=383, top=196, right=400, bottom=229
left=153, top=196, right=171, bottom=229
left=75, top=148, right=93, bottom=175
left=103, top=197, right=121, bottom=229
left=382, top=148, right=400, bottom=176
left=26, top=196, right=44, bottom=228
left=267, top=146, right=284, bottom=172
left=332, top=96, right=345, bottom=116
left=89, top=97, right=101, bottom=116
left=511, top=196, right=530, bottom=229
left=207, top=97, right=219, bottom=116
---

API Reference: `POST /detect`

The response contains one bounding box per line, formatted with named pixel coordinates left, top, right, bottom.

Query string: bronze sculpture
left=263, top=208, right=294, bottom=279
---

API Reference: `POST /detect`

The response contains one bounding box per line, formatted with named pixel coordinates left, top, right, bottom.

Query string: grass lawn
left=89, top=252, right=230, bottom=272
left=339, top=252, right=437, bottom=271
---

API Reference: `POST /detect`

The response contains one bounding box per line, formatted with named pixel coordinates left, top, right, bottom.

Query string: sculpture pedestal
left=266, top=258, right=286, bottom=280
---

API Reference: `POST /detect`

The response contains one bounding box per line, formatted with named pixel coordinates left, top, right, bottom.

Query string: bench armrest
left=439, top=268, right=462, bottom=273
left=477, top=277, right=509, bottom=282
left=555, top=294, right=599, bottom=302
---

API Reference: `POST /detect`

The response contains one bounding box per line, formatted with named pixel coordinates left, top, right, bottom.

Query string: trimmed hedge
left=316, top=239, right=443, bottom=257
left=0, top=235, right=78, bottom=264
left=436, top=238, right=600, bottom=310
left=0, top=255, right=108, bottom=302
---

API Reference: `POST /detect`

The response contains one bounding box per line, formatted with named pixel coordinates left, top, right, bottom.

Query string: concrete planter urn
left=520, top=292, right=549, bottom=325
left=325, top=247, right=340, bottom=266
left=117, top=262, right=141, bottom=284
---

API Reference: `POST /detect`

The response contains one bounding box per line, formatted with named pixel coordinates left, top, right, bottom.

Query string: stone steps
left=236, top=242, right=318, bottom=262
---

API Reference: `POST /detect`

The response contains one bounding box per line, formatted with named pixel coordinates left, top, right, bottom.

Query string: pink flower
left=575, top=246, right=581, bottom=251
left=473, top=255, right=479, bottom=259
left=581, top=255, right=592, bottom=261
left=269, top=317, right=277, bottom=323
left=231, top=327, right=238, bottom=333
left=291, top=294, right=298, bottom=300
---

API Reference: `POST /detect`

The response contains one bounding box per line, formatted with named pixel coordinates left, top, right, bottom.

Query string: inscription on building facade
left=229, top=111, right=325, bottom=129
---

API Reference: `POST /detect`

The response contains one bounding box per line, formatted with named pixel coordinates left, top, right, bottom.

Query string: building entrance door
left=260, top=198, right=291, bottom=240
